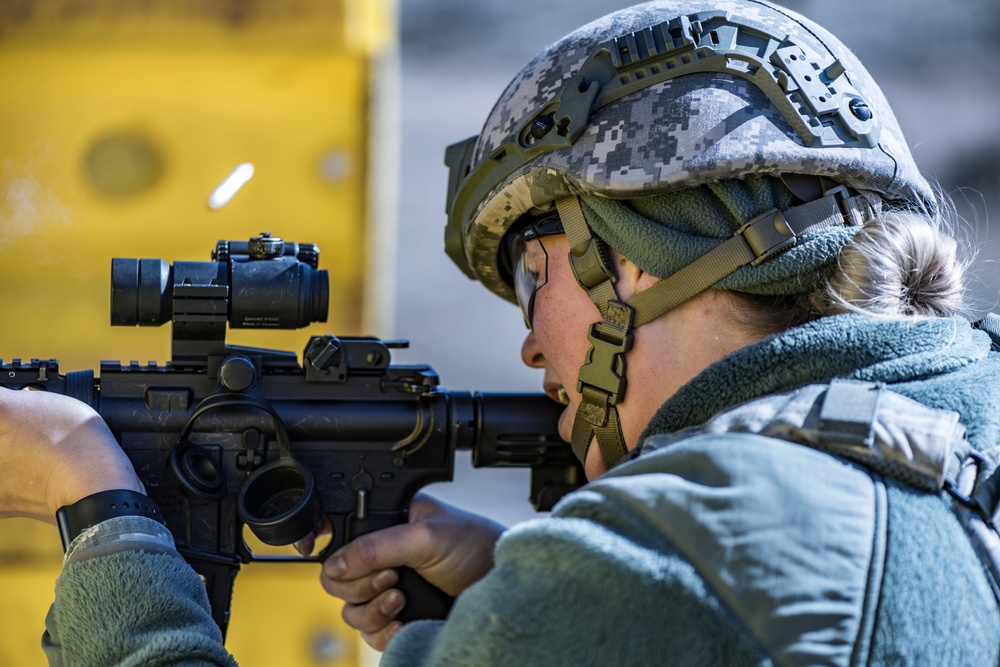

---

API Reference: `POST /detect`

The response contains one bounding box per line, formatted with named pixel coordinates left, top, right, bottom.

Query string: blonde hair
left=812, top=209, right=967, bottom=318
left=728, top=203, right=971, bottom=335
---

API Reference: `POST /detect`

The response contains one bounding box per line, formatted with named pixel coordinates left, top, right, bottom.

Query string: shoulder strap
left=811, top=379, right=969, bottom=492
left=817, top=378, right=1000, bottom=606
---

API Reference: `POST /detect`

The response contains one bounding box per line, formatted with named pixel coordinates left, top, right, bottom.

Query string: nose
left=520, top=331, right=545, bottom=368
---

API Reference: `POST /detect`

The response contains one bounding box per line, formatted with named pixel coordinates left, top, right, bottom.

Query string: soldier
left=319, top=1, right=1000, bottom=664
left=2, top=1, right=999, bottom=665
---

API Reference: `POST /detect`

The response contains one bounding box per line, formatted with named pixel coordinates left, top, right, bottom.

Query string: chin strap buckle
left=577, top=320, right=633, bottom=421
left=570, top=302, right=634, bottom=469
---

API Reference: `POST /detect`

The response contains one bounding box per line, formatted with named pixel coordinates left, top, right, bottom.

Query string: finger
left=322, top=524, right=428, bottom=582
left=293, top=532, right=315, bottom=557
left=321, top=566, right=398, bottom=605
left=361, top=621, right=403, bottom=653
left=340, top=588, right=406, bottom=634
left=293, top=517, right=332, bottom=556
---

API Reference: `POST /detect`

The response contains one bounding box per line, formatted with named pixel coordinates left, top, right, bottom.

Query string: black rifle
left=0, top=233, right=582, bottom=638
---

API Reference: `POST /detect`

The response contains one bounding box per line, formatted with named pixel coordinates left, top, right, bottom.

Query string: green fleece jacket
left=44, top=315, right=1000, bottom=666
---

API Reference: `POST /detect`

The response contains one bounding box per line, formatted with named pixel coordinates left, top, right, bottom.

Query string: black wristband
left=56, top=489, right=164, bottom=553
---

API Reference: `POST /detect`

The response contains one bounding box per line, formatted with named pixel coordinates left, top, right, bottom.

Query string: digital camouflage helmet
left=443, top=0, right=933, bottom=468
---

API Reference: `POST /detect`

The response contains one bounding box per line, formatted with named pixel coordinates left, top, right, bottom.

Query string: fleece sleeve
left=379, top=489, right=773, bottom=667
left=41, top=516, right=238, bottom=667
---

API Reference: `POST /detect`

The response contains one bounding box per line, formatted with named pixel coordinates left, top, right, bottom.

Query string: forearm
left=42, top=517, right=238, bottom=667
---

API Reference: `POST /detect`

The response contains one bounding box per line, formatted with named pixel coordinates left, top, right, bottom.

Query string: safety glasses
left=504, top=214, right=565, bottom=329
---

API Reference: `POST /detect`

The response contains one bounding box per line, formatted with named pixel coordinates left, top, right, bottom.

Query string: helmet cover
left=444, top=0, right=933, bottom=304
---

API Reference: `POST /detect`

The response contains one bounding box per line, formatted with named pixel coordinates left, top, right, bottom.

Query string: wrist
left=49, top=467, right=145, bottom=521
left=55, top=489, right=164, bottom=552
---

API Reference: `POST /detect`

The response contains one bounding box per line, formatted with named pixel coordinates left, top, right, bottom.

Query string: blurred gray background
left=392, top=0, right=1000, bottom=525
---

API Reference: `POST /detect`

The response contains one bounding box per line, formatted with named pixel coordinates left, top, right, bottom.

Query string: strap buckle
left=576, top=321, right=633, bottom=408
left=823, top=183, right=868, bottom=227
left=569, top=237, right=616, bottom=291
left=736, top=208, right=797, bottom=266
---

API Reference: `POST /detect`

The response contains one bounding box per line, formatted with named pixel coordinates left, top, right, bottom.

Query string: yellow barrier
left=0, top=1, right=396, bottom=663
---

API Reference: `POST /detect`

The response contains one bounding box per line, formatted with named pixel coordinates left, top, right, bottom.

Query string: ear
left=610, top=248, right=658, bottom=301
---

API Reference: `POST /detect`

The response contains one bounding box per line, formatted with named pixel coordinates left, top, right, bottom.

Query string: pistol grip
left=394, top=566, right=455, bottom=622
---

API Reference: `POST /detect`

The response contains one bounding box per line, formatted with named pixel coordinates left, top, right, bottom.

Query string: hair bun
left=819, top=211, right=966, bottom=318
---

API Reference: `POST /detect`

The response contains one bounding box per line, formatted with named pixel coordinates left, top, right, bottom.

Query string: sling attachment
left=945, top=448, right=1000, bottom=603
left=945, top=452, right=995, bottom=526
left=974, top=313, right=1000, bottom=353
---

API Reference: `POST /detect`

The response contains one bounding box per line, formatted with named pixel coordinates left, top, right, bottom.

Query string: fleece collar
left=640, top=315, right=1000, bottom=450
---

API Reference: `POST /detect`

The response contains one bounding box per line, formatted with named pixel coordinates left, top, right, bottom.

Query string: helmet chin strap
left=556, top=196, right=633, bottom=470
left=555, top=183, right=872, bottom=470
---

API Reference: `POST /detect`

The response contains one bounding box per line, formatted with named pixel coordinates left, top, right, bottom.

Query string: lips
left=542, top=381, right=573, bottom=442
left=543, top=376, right=568, bottom=404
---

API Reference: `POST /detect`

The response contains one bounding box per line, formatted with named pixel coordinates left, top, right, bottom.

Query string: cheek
left=530, top=260, right=601, bottom=397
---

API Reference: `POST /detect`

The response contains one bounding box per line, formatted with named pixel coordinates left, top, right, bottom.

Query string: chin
left=583, top=453, right=607, bottom=482
left=557, top=405, right=574, bottom=443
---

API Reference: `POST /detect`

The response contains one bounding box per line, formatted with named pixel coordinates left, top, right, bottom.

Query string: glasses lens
left=513, top=239, right=543, bottom=327
left=507, top=215, right=563, bottom=328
